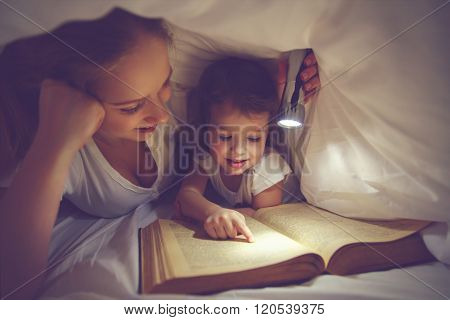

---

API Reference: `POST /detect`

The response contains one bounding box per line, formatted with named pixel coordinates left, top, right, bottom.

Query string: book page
left=254, top=203, right=430, bottom=265
left=157, top=217, right=318, bottom=278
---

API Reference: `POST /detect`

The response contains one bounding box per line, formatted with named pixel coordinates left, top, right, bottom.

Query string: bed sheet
left=39, top=196, right=450, bottom=300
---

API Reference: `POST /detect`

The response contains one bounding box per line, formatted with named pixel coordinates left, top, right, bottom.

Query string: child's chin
left=222, top=166, right=247, bottom=176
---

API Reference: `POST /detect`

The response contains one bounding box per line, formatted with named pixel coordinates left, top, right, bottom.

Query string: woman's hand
left=36, top=79, right=105, bottom=152
left=204, top=208, right=254, bottom=242
left=300, top=50, right=320, bottom=102
left=277, top=50, right=321, bottom=104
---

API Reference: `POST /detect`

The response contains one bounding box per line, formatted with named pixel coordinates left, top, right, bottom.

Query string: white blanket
left=1, top=0, right=449, bottom=298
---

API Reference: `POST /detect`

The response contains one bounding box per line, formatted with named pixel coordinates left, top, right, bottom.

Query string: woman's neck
left=93, top=132, right=139, bottom=150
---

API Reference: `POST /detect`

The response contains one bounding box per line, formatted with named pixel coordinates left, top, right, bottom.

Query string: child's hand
left=204, top=208, right=254, bottom=242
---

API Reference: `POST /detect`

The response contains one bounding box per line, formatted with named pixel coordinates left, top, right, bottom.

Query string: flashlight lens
left=277, top=119, right=303, bottom=128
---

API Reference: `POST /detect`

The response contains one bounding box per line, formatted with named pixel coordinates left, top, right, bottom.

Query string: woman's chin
left=131, top=130, right=155, bottom=141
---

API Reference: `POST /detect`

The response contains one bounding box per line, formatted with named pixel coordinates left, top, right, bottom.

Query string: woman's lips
left=135, top=126, right=156, bottom=133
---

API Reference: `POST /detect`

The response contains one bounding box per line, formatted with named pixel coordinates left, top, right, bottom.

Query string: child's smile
left=226, top=158, right=249, bottom=169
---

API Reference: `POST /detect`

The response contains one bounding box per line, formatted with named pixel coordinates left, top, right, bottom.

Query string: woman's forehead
left=90, top=36, right=170, bottom=104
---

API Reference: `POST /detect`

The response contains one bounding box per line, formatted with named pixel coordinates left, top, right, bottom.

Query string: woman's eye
left=120, top=100, right=146, bottom=114
left=162, top=78, right=171, bottom=88
left=219, top=135, right=232, bottom=141
left=120, top=106, right=139, bottom=114
left=247, top=136, right=261, bottom=142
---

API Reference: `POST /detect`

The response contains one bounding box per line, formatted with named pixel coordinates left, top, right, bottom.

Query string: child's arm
left=175, top=169, right=217, bottom=221
left=252, top=181, right=283, bottom=210
left=176, top=170, right=254, bottom=242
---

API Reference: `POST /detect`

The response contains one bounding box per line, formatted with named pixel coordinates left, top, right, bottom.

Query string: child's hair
left=0, top=8, right=171, bottom=178
left=188, top=57, right=279, bottom=126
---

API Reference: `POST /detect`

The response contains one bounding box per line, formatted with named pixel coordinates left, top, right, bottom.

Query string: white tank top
left=197, top=149, right=293, bottom=207
left=63, top=123, right=176, bottom=218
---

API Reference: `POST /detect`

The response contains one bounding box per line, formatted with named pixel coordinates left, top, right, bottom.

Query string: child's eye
left=120, top=100, right=146, bottom=114
left=247, top=136, right=261, bottom=142
left=219, top=135, right=232, bottom=141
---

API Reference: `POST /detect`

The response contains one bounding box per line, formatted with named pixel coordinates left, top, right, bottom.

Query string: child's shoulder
left=259, top=147, right=286, bottom=164
left=252, top=148, right=291, bottom=175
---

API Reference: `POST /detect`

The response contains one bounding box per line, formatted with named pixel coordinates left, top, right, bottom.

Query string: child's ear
left=197, top=125, right=213, bottom=154
left=186, top=87, right=201, bottom=124
left=173, top=124, right=196, bottom=176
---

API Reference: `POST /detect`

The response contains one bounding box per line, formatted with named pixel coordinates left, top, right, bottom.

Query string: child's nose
left=230, top=138, right=246, bottom=155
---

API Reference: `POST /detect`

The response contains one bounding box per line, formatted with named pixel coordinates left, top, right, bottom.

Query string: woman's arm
left=0, top=138, right=77, bottom=299
left=0, top=187, right=6, bottom=199
left=0, top=80, right=104, bottom=299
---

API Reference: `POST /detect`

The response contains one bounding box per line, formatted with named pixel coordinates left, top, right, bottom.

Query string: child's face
left=208, top=102, right=269, bottom=176
left=90, top=33, right=172, bottom=143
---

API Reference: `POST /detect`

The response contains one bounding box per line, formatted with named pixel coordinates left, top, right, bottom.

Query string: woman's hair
left=0, top=8, right=171, bottom=177
left=188, top=57, right=279, bottom=126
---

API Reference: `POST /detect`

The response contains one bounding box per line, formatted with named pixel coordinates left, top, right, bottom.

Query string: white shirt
left=1, top=123, right=176, bottom=218
left=197, top=149, right=293, bottom=207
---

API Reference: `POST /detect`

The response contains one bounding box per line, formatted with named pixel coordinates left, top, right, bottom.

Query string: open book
left=139, top=202, right=434, bottom=294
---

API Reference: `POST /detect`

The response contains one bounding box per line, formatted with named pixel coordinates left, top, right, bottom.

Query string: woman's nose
left=155, top=104, right=170, bottom=123
left=144, top=98, right=170, bottom=124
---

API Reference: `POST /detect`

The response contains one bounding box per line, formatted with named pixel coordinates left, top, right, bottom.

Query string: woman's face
left=90, top=33, right=172, bottom=143
left=208, top=101, right=269, bottom=176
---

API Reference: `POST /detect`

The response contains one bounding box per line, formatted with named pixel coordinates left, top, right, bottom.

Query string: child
left=0, top=9, right=174, bottom=298
left=176, top=58, right=293, bottom=242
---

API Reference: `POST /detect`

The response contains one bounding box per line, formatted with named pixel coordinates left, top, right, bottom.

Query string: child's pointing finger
left=235, top=222, right=254, bottom=243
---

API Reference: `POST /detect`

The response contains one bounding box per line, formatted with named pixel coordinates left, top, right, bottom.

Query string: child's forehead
left=210, top=102, right=270, bottom=130
left=217, top=125, right=266, bottom=133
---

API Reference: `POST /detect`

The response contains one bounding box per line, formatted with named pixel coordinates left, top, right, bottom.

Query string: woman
left=0, top=8, right=176, bottom=299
